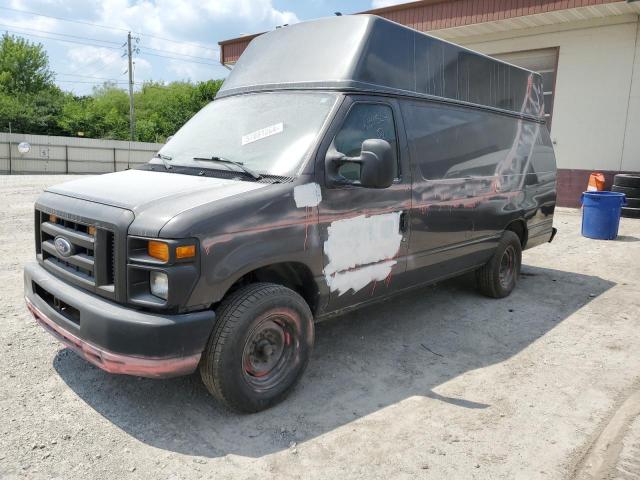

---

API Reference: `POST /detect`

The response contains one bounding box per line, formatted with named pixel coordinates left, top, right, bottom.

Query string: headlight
left=150, top=271, right=169, bottom=300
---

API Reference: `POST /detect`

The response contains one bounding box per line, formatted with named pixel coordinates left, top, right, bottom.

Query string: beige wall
left=438, top=16, right=640, bottom=173
left=621, top=20, right=640, bottom=172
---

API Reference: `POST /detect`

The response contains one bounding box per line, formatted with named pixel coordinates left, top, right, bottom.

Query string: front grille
left=36, top=210, right=116, bottom=296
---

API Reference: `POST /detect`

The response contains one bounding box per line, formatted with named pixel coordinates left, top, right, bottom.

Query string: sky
left=0, top=0, right=406, bottom=95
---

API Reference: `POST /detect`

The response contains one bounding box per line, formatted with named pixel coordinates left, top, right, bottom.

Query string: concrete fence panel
left=0, top=132, right=163, bottom=174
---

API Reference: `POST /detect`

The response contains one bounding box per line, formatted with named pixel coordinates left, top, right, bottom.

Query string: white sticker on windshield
left=241, top=122, right=284, bottom=146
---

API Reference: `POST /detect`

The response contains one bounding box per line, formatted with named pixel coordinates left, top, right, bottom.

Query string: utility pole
left=127, top=32, right=136, bottom=141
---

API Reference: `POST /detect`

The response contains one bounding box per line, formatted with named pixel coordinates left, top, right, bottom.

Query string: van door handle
left=399, top=211, right=409, bottom=233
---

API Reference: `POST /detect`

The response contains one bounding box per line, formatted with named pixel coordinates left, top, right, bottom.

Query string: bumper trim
left=26, top=297, right=201, bottom=378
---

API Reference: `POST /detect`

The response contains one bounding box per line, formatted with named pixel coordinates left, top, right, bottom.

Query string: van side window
left=401, top=101, right=522, bottom=180
left=333, top=103, right=399, bottom=181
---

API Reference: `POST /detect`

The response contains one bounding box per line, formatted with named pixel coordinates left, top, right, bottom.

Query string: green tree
left=0, top=33, right=67, bottom=134
left=0, top=33, right=54, bottom=95
left=0, top=87, right=70, bottom=135
left=0, top=32, right=224, bottom=139
left=57, top=79, right=222, bottom=142
left=58, top=83, right=130, bottom=139
left=134, top=79, right=222, bottom=142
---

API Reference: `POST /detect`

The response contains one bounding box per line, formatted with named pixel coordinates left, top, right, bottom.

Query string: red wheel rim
left=241, top=308, right=299, bottom=392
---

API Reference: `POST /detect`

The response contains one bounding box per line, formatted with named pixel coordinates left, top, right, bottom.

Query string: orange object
left=587, top=172, right=606, bottom=192
left=176, top=244, right=196, bottom=259
left=147, top=240, right=169, bottom=262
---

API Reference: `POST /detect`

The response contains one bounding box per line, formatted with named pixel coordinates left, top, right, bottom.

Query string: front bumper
left=24, top=262, right=216, bottom=378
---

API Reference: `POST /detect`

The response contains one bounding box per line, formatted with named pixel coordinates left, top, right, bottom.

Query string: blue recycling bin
left=581, top=191, right=627, bottom=240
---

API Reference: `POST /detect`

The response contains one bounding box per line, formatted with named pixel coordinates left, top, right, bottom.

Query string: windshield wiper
left=193, top=156, right=262, bottom=180
left=154, top=153, right=173, bottom=170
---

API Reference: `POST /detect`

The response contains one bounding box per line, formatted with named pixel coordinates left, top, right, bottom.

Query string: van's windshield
left=157, top=92, right=339, bottom=177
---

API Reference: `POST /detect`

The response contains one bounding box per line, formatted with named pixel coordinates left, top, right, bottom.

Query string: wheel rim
left=498, top=245, right=517, bottom=289
left=241, top=309, right=298, bottom=392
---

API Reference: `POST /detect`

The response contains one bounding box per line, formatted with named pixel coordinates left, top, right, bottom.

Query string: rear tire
left=613, top=174, right=640, bottom=188
left=626, top=197, right=640, bottom=209
left=200, top=283, right=314, bottom=413
left=612, top=185, right=640, bottom=198
left=621, top=207, right=640, bottom=219
left=476, top=231, right=522, bottom=298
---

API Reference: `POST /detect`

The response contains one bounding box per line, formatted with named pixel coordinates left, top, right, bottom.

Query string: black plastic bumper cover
left=24, top=262, right=215, bottom=370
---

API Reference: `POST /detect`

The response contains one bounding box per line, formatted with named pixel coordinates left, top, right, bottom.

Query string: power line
left=2, top=26, right=221, bottom=68
left=56, top=79, right=142, bottom=85
left=139, top=51, right=218, bottom=66
left=138, top=33, right=218, bottom=54
left=0, top=5, right=219, bottom=54
left=140, top=44, right=217, bottom=62
left=3, top=28, right=223, bottom=70
left=0, top=5, right=129, bottom=32
left=57, top=80, right=126, bottom=84
left=85, top=59, right=127, bottom=79
left=1, top=28, right=121, bottom=50
left=0, top=6, right=227, bottom=93
left=57, top=72, right=123, bottom=80
left=0, top=22, right=120, bottom=45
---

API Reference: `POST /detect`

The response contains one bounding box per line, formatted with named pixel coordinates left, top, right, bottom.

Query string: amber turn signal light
left=147, top=240, right=169, bottom=262
left=176, top=244, right=196, bottom=259
left=87, top=226, right=96, bottom=236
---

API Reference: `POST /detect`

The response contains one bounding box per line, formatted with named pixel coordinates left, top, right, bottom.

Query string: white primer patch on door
left=323, top=211, right=403, bottom=295
left=293, top=182, right=322, bottom=208
left=327, top=260, right=397, bottom=296
left=241, top=122, right=283, bottom=146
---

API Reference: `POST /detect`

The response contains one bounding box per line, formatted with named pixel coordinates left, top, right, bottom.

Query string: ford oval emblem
left=54, top=236, right=74, bottom=257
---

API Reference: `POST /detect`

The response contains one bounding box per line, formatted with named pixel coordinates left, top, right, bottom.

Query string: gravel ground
left=614, top=415, right=640, bottom=479
left=1, top=175, right=639, bottom=480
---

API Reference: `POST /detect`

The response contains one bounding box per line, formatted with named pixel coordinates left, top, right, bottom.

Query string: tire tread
left=612, top=185, right=640, bottom=198
left=621, top=206, right=640, bottom=219
left=626, top=197, right=640, bottom=209
left=613, top=174, right=640, bottom=188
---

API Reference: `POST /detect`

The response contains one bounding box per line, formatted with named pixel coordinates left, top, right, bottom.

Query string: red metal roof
left=219, top=0, right=620, bottom=64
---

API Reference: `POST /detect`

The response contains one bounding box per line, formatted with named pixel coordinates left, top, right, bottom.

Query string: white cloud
left=371, top=0, right=407, bottom=8
left=200, top=0, right=298, bottom=25
left=65, top=46, right=153, bottom=88
left=3, top=0, right=299, bottom=93
left=63, top=47, right=127, bottom=89
left=67, top=47, right=121, bottom=68
left=95, top=0, right=298, bottom=42
left=81, top=0, right=298, bottom=80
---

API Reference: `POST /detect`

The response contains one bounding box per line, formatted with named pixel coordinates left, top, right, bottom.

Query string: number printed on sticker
left=241, top=122, right=284, bottom=146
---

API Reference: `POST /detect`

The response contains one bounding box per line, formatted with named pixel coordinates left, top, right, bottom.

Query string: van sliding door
left=401, top=99, right=529, bottom=281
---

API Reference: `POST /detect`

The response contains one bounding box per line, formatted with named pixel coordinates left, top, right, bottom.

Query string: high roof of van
left=216, top=15, right=545, bottom=121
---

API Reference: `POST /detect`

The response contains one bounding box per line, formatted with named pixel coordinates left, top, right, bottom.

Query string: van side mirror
left=325, top=138, right=395, bottom=189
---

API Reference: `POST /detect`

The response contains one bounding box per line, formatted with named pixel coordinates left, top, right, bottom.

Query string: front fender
left=188, top=214, right=325, bottom=308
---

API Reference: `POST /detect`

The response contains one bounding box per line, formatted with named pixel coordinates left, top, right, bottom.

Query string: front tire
left=476, top=230, right=522, bottom=298
left=200, top=283, right=314, bottom=413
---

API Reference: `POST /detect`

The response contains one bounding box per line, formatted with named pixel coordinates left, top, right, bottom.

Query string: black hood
left=47, top=169, right=269, bottom=237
